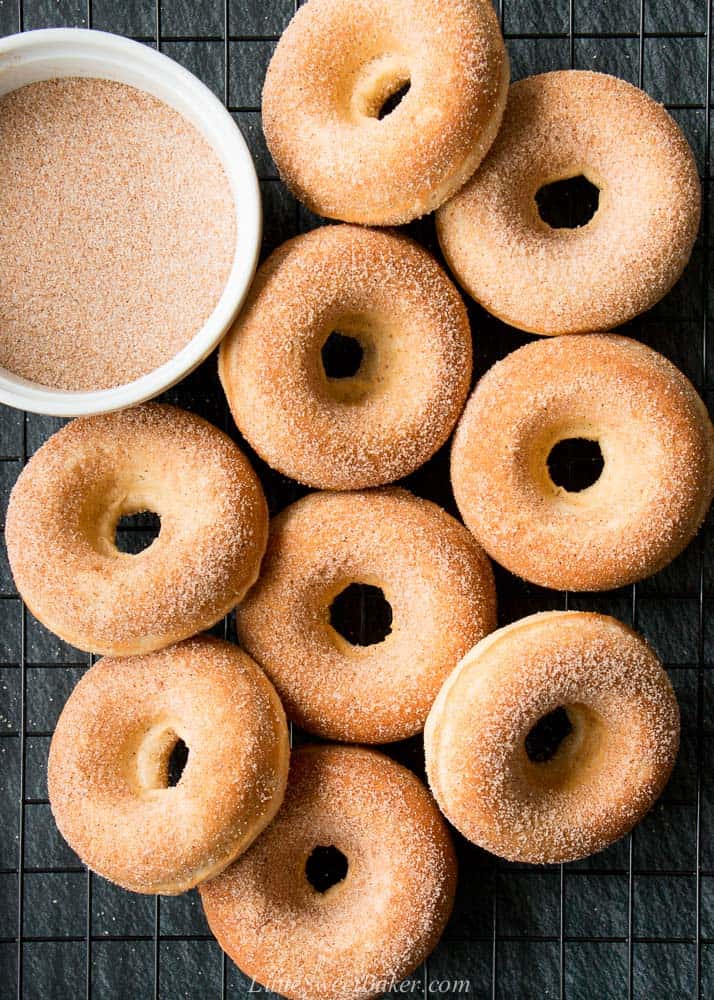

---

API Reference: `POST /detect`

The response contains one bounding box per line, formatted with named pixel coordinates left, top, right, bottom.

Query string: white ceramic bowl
left=0, top=28, right=262, bottom=416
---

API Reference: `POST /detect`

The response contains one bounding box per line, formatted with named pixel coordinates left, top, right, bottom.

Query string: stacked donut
left=4, top=3, right=712, bottom=1000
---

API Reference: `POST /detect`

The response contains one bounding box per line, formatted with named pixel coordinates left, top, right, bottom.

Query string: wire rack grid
left=0, top=0, right=712, bottom=998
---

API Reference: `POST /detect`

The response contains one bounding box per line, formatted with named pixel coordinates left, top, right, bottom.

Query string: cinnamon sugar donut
left=200, top=746, right=456, bottom=1000
left=437, top=71, right=701, bottom=335
left=451, top=335, right=714, bottom=591
left=6, top=404, right=267, bottom=655
left=236, top=488, right=496, bottom=742
left=219, top=226, right=473, bottom=489
left=48, top=636, right=289, bottom=893
left=424, top=612, right=680, bottom=865
left=262, top=0, right=508, bottom=225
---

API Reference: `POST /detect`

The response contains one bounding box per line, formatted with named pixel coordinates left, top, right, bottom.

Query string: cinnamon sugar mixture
left=0, top=78, right=236, bottom=391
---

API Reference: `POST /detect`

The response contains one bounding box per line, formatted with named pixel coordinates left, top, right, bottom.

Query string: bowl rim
left=0, top=27, right=262, bottom=417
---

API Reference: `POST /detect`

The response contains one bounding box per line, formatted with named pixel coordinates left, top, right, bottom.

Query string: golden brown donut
left=236, top=488, right=496, bottom=742
left=200, top=745, right=456, bottom=1000
left=219, top=226, right=473, bottom=489
left=451, top=335, right=714, bottom=591
left=262, top=0, right=508, bottom=225
left=437, top=70, right=701, bottom=335
left=424, top=611, right=680, bottom=865
left=48, top=636, right=289, bottom=894
left=6, top=403, right=267, bottom=655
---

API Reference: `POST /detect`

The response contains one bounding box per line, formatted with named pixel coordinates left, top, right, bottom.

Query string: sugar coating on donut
left=6, top=404, right=268, bottom=655
left=200, top=746, right=456, bottom=1000
left=236, top=488, right=496, bottom=742
left=437, top=70, right=701, bottom=334
left=451, top=334, right=714, bottom=591
left=219, top=225, right=473, bottom=490
left=425, top=612, right=680, bottom=864
left=48, top=636, right=290, bottom=893
left=263, top=0, right=509, bottom=224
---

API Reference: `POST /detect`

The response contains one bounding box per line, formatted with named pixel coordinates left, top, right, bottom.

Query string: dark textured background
left=0, top=0, right=713, bottom=997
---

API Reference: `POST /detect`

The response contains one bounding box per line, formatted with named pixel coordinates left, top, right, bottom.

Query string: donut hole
left=167, top=738, right=189, bottom=787
left=353, top=57, right=411, bottom=121
left=132, top=725, right=190, bottom=792
left=115, top=510, right=161, bottom=554
left=525, top=706, right=573, bottom=763
left=305, top=845, right=348, bottom=893
left=318, top=312, right=396, bottom=404
left=547, top=438, right=604, bottom=493
left=535, top=175, right=600, bottom=230
left=377, top=80, right=411, bottom=120
left=321, top=330, right=364, bottom=380
left=329, top=583, right=393, bottom=646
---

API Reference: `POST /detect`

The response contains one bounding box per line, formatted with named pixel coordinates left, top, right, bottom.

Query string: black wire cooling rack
left=1, top=1, right=713, bottom=998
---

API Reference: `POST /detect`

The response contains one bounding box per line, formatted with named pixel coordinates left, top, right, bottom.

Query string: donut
left=6, top=404, right=267, bottom=655
left=219, top=226, right=473, bottom=489
left=262, top=0, right=508, bottom=225
left=236, top=488, right=496, bottom=742
left=451, top=335, right=714, bottom=591
left=200, top=745, right=456, bottom=1000
left=424, top=611, right=680, bottom=865
left=437, top=70, right=701, bottom=335
left=48, top=636, right=289, bottom=893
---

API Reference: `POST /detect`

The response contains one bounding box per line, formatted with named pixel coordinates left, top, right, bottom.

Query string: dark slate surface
left=0, top=0, right=712, bottom=998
